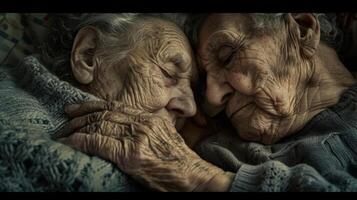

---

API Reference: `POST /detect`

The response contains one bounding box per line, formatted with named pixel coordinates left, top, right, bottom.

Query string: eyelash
left=222, top=48, right=236, bottom=66
left=171, top=58, right=182, bottom=68
left=217, top=40, right=246, bottom=68
left=159, top=67, right=178, bottom=85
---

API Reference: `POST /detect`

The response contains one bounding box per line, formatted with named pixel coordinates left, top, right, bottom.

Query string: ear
left=71, top=26, right=99, bottom=84
left=288, top=13, right=320, bottom=58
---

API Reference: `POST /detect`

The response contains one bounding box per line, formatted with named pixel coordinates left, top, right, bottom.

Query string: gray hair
left=186, top=13, right=343, bottom=52
left=40, top=13, right=188, bottom=81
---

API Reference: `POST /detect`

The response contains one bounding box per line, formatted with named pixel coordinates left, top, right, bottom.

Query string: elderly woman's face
left=197, top=13, right=316, bottom=144
left=71, top=17, right=197, bottom=130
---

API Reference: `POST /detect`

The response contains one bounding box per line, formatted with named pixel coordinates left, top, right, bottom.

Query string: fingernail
left=65, top=104, right=80, bottom=113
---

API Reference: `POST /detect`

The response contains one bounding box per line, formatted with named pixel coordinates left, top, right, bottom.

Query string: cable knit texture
left=0, top=55, right=142, bottom=191
left=196, top=84, right=357, bottom=192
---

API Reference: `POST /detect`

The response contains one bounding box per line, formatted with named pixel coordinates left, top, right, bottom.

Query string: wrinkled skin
left=75, top=17, right=198, bottom=130
left=55, top=101, right=233, bottom=192
left=56, top=17, right=235, bottom=192
left=197, top=13, right=356, bottom=144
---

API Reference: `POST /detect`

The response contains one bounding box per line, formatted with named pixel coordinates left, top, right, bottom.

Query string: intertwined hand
left=53, top=101, right=231, bottom=192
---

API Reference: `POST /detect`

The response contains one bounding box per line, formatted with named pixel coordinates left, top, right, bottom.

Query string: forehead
left=134, top=17, right=193, bottom=54
left=136, top=18, right=187, bottom=42
left=198, top=13, right=252, bottom=45
left=134, top=17, right=198, bottom=81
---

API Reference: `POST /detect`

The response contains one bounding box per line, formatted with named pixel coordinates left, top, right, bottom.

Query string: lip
left=229, top=102, right=253, bottom=120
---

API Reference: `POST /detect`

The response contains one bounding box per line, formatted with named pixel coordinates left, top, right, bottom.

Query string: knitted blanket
left=0, top=55, right=142, bottom=192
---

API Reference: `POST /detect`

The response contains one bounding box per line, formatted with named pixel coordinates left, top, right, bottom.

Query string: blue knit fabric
left=196, top=84, right=357, bottom=192
left=0, top=55, right=143, bottom=192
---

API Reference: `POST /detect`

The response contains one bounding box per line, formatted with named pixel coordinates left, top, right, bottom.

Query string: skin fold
left=71, top=17, right=197, bottom=130
left=55, top=16, right=234, bottom=192
left=57, top=101, right=232, bottom=192
left=197, top=13, right=356, bottom=144
left=56, top=13, right=357, bottom=192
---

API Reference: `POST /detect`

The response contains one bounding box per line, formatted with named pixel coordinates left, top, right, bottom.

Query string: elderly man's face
left=197, top=13, right=317, bottom=144
left=71, top=17, right=197, bottom=130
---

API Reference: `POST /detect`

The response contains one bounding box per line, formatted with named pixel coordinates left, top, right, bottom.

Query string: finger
left=53, top=110, right=144, bottom=139
left=57, top=133, right=124, bottom=165
left=65, top=101, right=149, bottom=119
left=133, top=119, right=183, bottom=146
left=65, top=100, right=127, bottom=117
left=52, top=111, right=110, bottom=138
left=78, top=121, right=134, bottom=138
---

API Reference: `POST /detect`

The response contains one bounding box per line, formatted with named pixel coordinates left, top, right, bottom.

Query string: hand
left=53, top=101, right=234, bottom=192
left=180, top=108, right=222, bottom=148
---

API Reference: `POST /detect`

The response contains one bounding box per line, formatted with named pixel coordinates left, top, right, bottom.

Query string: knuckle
left=116, top=123, right=128, bottom=135
left=106, top=101, right=124, bottom=111
left=137, top=115, right=149, bottom=123
left=84, top=123, right=96, bottom=133
left=87, top=113, right=97, bottom=123
left=147, top=116, right=163, bottom=126
left=98, top=121, right=107, bottom=133
left=106, top=101, right=116, bottom=111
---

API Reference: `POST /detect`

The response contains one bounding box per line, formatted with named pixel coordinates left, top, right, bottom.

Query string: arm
left=53, top=101, right=233, bottom=192
left=229, top=161, right=339, bottom=192
left=184, top=160, right=338, bottom=192
left=53, top=101, right=338, bottom=192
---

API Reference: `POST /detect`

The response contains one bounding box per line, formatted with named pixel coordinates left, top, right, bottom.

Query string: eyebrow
left=206, top=35, right=220, bottom=52
left=170, top=53, right=190, bottom=73
left=207, top=30, right=248, bottom=55
left=205, top=31, right=232, bottom=53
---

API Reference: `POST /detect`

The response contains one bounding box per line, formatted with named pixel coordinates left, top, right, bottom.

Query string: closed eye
left=223, top=51, right=235, bottom=66
left=170, top=54, right=189, bottom=72
left=218, top=45, right=235, bottom=66
left=159, top=66, right=178, bottom=85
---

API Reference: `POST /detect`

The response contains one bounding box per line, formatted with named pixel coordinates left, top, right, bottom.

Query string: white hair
left=41, top=13, right=189, bottom=81
left=186, top=13, right=343, bottom=51
left=250, top=13, right=343, bottom=50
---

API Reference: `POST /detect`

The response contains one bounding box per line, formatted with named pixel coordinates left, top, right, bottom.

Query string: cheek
left=254, top=36, right=280, bottom=63
left=227, top=70, right=255, bottom=96
left=227, top=60, right=270, bottom=96
left=90, top=64, right=126, bottom=100
left=231, top=104, right=276, bottom=143
left=144, top=76, right=171, bottom=108
left=119, top=69, right=171, bottom=111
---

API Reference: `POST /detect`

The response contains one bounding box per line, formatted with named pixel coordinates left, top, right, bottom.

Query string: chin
left=236, top=126, right=281, bottom=145
left=230, top=114, right=277, bottom=144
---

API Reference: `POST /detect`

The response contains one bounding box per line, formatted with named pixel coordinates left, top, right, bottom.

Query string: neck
left=290, top=43, right=356, bottom=135
left=306, top=43, right=356, bottom=111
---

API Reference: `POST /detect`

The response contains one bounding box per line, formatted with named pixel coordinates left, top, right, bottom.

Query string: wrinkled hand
left=53, top=101, right=233, bottom=192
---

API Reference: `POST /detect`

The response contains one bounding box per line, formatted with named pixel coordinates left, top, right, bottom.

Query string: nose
left=166, top=91, right=197, bottom=118
left=206, top=74, right=234, bottom=107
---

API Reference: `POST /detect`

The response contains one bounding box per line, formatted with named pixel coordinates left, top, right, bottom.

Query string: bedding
left=0, top=55, right=142, bottom=191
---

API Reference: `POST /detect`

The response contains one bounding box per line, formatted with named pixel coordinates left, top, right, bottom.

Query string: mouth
left=229, top=102, right=253, bottom=120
